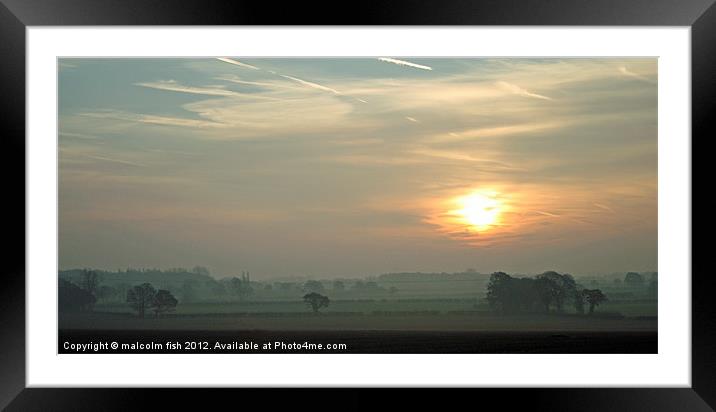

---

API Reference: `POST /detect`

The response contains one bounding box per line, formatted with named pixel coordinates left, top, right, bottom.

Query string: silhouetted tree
left=59, top=279, right=96, bottom=312
left=536, top=271, right=576, bottom=312
left=303, top=292, right=330, bottom=313
left=81, top=269, right=100, bottom=296
left=648, top=279, right=658, bottom=298
left=97, top=285, right=116, bottom=302
left=230, top=276, right=253, bottom=301
left=535, top=274, right=560, bottom=312
left=583, top=289, right=608, bottom=314
left=488, top=271, right=580, bottom=314
left=624, top=272, right=644, bottom=287
left=192, top=266, right=211, bottom=276
left=152, top=289, right=178, bottom=317
left=127, top=283, right=156, bottom=318
left=486, top=272, right=512, bottom=313
left=212, top=282, right=227, bottom=298
left=574, top=289, right=585, bottom=314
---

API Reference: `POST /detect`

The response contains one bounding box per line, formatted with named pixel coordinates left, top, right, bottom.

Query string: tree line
left=59, top=270, right=179, bottom=318
left=487, top=271, right=607, bottom=315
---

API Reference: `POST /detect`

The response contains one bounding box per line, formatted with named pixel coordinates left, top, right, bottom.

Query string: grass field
left=92, top=298, right=657, bottom=317
left=60, top=311, right=656, bottom=332
left=61, top=298, right=657, bottom=353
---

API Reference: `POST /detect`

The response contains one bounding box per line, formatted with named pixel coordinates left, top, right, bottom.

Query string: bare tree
left=127, top=283, right=156, bottom=318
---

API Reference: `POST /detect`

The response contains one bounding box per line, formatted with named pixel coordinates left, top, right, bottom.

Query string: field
left=59, top=273, right=658, bottom=353
left=89, top=298, right=657, bottom=317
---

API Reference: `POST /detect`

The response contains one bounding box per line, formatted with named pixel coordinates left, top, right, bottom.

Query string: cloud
left=594, top=203, right=615, bottom=213
left=79, top=110, right=226, bottom=129
left=216, top=75, right=299, bottom=90
left=405, top=116, right=419, bottom=123
left=618, top=66, right=656, bottom=84
left=496, top=81, right=552, bottom=100
left=85, top=155, right=146, bottom=167
left=135, top=80, right=278, bottom=100
left=378, top=57, right=432, bottom=71
left=59, top=61, right=78, bottom=70
left=60, top=132, right=98, bottom=140
left=426, top=121, right=564, bottom=143
left=216, top=57, right=260, bottom=70
left=410, top=148, right=525, bottom=171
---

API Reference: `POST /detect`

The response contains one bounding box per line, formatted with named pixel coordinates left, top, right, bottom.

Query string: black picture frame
left=1, top=0, right=712, bottom=410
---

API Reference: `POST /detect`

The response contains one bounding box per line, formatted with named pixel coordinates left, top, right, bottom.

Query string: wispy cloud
left=79, top=110, right=226, bottom=129
left=59, top=132, right=97, bottom=140
left=86, top=155, right=146, bottom=167
left=618, top=66, right=656, bottom=84
left=378, top=57, right=433, bottom=71
left=136, top=80, right=237, bottom=97
left=136, top=80, right=279, bottom=100
left=427, top=122, right=564, bottom=143
left=496, top=81, right=552, bottom=100
left=216, top=57, right=260, bottom=70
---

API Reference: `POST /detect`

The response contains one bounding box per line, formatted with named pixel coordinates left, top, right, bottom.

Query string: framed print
left=1, top=0, right=713, bottom=410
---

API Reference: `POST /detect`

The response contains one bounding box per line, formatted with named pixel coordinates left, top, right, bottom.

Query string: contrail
left=594, top=203, right=615, bottom=213
left=216, top=58, right=260, bottom=70
left=378, top=57, right=432, bottom=71
left=280, top=74, right=341, bottom=94
left=535, top=210, right=560, bottom=218
left=496, top=81, right=552, bottom=101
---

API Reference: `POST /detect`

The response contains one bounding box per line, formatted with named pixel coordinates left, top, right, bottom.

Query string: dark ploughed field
left=59, top=329, right=657, bottom=354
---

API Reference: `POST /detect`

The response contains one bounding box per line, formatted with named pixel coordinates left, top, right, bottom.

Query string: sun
left=453, top=191, right=503, bottom=231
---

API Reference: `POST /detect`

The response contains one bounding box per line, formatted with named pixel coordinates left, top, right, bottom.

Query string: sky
left=58, top=58, right=657, bottom=279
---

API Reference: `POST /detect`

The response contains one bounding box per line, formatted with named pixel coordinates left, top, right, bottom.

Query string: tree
left=212, top=282, right=228, bottom=298
left=127, top=283, right=156, bottom=318
left=388, top=286, right=399, bottom=295
left=151, top=289, right=178, bottom=317
left=97, top=285, right=117, bottom=302
left=648, top=279, right=658, bottom=298
left=303, top=292, right=330, bottom=313
left=230, top=276, right=253, bottom=301
left=574, top=289, right=585, bottom=314
left=583, top=289, right=607, bottom=314
left=59, top=279, right=96, bottom=312
left=624, top=272, right=644, bottom=287
left=303, top=280, right=325, bottom=293
left=534, top=274, right=560, bottom=312
left=486, top=272, right=512, bottom=313
left=192, top=266, right=211, bottom=276
left=536, top=271, right=576, bottom=312
left=81, top=269, right=100, bottom=296
left=333, top=280, right=345, bottom=292
left=181, top=280, right=198, bottom=303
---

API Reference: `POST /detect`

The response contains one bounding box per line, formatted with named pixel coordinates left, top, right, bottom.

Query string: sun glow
left=453, top=191, right=503, bottom=231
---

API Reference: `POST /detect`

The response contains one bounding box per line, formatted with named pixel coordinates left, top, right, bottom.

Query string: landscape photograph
left=58, top=57, right=657, bottom=353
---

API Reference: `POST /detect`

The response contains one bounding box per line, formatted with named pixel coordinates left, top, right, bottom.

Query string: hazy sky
left=58, top=58, right=657, bottom=278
